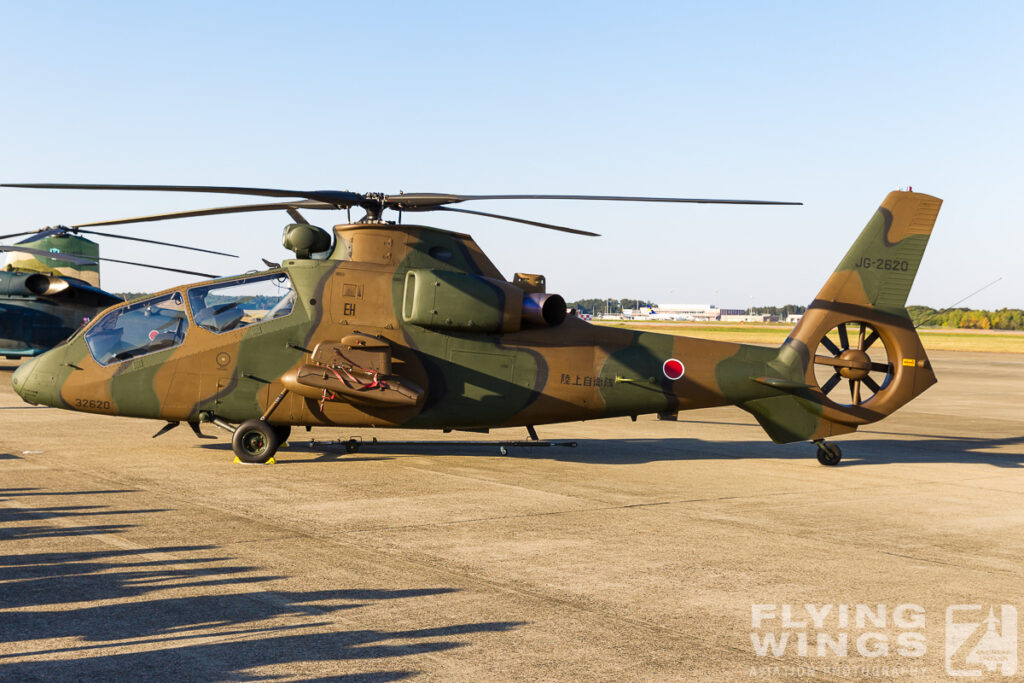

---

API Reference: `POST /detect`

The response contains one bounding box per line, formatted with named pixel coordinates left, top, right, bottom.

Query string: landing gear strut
left=813, top=439, right=842, bottom=466
left=232, top=419, right=281, bottom=464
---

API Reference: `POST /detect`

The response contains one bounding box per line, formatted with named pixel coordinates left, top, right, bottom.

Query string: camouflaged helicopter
left=0, top=223, right=232, bottom=358
left=6, top=183, right=941, bottom=466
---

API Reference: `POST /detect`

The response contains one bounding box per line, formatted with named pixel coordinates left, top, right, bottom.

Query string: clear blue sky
left=1, top=1, right=1020, bottom=309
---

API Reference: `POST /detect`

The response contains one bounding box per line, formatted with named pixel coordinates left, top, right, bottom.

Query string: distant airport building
left=721, top=313, right=773, bottom=323
left=620, top=304, right=748, bottom=321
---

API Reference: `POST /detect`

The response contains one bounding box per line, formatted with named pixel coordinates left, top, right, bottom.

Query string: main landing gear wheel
left=232, top=419, right=281, bottom=464
left=814, top=440, right=842, bottom=466
left=813, top=321, right=893, bottom=406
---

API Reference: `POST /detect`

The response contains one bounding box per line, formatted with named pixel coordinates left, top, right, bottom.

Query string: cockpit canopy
left=84, top=272, right=295, bottom=366
left=188, top=272, right=295, bottom=334
left=85, top=291, right=188, bottom=365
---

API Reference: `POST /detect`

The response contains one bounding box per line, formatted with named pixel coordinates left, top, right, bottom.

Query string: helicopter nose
left=11, top=357, right=39, bottom=403
left=11, top=353, right=62, bottom=407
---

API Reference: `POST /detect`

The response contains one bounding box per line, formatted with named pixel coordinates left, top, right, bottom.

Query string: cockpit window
left=187, top=272, right=295, bottom=334
left=85, top=291, right=188, bottom=366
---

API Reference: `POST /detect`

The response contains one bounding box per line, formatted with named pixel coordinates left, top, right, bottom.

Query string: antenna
left=914, top=277, right=1002, bottom=329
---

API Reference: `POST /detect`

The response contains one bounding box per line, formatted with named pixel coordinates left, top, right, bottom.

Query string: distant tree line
left=569, top=298, right=656, bottom=315
left=747, top=305, right=807, bottom=317
left=908, top=306, right=1024, bottom=330
left=114, top=292, right=149, bottom=302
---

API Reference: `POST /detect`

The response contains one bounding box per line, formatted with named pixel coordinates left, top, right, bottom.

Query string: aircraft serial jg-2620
left=6, top=183, right=941, bottom=466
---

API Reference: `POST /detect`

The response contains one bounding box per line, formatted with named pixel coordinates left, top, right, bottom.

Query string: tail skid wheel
left=232, top=419, right=281, bottom=463
left=813, top=321, right=893, bottom=407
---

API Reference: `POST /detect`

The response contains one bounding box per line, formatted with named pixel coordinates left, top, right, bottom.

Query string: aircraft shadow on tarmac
left=0, top=487, right=524, bottom=681
left=198, top=431, right=1024, bottom=468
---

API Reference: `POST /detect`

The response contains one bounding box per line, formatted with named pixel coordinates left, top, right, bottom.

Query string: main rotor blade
left=0, top=245, right=97, bottom=265
left=70, top=200, right=337, bottom=228
left=388, top=193, right=803, bottom=209
left=89, top=255, right=217, bottom=278
left=0, top=230, right=39, bottom=240
left=0, top=227, right=65, bottom=241
left=433, top=206, right=600, bottom=237
left=71, top=228, right=238, bottom=258
left=3, top=183, right=365, bottom=207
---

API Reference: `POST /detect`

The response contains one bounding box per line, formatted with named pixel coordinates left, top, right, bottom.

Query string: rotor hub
left=837, top=349, right=871, bottom=379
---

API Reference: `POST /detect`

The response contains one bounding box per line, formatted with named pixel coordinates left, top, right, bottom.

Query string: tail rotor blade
left=821, top=372, right=842, bottom=395
left=821, top=335, right=841, bottom=356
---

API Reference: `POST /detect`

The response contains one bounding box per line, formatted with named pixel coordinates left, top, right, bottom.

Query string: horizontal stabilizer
left=750, top=377, right=815, bottom=392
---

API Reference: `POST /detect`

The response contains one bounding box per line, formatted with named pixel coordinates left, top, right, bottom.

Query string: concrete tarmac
left=1, top=350, right=1022, bottom=681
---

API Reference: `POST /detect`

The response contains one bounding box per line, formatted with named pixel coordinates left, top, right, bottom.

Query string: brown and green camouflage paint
left=12, top=191, right=942, bottom=445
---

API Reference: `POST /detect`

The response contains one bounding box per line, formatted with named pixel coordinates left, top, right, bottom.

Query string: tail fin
left=742, top=190, right=941, bottom=443
left=3, top=233, right=102, bottom=288
left=811, top=190, right=941, bottom=316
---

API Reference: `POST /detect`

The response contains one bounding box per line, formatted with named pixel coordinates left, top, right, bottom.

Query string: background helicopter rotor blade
left=0, top=230, right=40, bottom=240
left=0, top=227, right=67, bottom=240
left=69, top=200, right=336, bottom=227
left=0, top=244, right=214, bottom=277
left=69, top=228, right=238, bottom=258
left=87, top=255, right=218, bottom=278
left=0, top=245, right=98, bottom=266
left=432, top=206, right=600, bottom=236
left=0, top=223, right=237, bottom=257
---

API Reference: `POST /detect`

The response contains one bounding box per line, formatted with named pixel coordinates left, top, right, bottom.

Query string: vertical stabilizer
left=739, top=191, right=942, bottom=443
left=4, top=234, right=101, bottom=288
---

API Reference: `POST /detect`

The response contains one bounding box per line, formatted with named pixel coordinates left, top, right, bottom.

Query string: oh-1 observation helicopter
left=7, top=183, right=941, bottom=466
left=1, top=220, right=234, bottom=358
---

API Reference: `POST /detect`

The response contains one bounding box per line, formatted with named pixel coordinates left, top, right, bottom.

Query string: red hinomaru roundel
left=663, top=358, right=685, bottom=380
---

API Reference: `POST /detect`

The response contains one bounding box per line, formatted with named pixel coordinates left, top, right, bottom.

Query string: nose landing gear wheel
left=814, top=440, right=842, bottom=466
left=232, top=419, right=281, bottom=464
